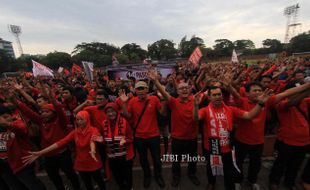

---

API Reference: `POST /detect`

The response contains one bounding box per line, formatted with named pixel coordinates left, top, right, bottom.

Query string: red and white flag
left=71, top=63, right=82, bottom=73
left=189, top=47, right=202, bottom=67
left=32, top=60, right=54, bottom=77
left=82, top=61, right=94, bottom=81
left=231, top=49, right=239, bottom=63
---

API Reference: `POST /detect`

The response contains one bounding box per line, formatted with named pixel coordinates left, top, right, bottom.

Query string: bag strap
left=132, top=99, right=149, bottom=137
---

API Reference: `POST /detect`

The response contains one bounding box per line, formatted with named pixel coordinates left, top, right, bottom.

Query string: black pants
left=234, top=140, right=263, bottom=184
left=45, top=149, right=80, bottom=190
left=269, top=140, right=307, bottom=187
left=0, top=159, right=25, bottom=190
left=15, top=164, right=46, bottom=190
left=134, top=136, right=162, bottom=177
left=171, top=138, right=197, bottom=177
left=205, top=151, right=235, bottom=190
left=302, top=157, right=310, bottom=184
left=79, top=169, right=106, bottom=190
left=109, top=156, right=133, bottom=190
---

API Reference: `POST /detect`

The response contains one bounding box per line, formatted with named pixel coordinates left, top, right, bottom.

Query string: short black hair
left=36, top=96, right=49, bottom=102
left=0, top=106, right=12, bottom=116
left=259, top=74, right=272, bottom=81
left=62, top=86, right=74, bottom=94
left=284, top=80, right=303, bottom=90
left=207, top=86, right=221, bottom=95
left=128, top=76, right=136, bottom=82
left=119, top=85, right=130, bottom=94
left=96, top=90, right=109, bottom=100
left=245, top=82, right=263, bottom=92
left=293, top=70, right=305, bottom=77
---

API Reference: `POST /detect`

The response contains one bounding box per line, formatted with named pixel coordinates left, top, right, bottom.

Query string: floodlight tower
left=8, top=24, right=23, bottom=56
left=283, top=3, right=302, bottom=43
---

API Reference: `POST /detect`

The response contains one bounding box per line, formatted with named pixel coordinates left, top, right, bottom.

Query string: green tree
left=42, top=51, right=72, bottom=69
left=213, top=39, right=234, bottom=57
left=262, top=39, right=283, bottom=52
left=121, top=43, right=147, bottom=63
left=178, top=35, right=205, bottom=58
left=233, top=39, right=255, bottom=51
left=72, top=42, right=120, bottom=55
left=147, top=39, right=177, bottom=60
left=16, top=54, right=45, bottom=71
left=290, top=33, right=310, bottom=53
left=72, top=42, right=120, bottom=67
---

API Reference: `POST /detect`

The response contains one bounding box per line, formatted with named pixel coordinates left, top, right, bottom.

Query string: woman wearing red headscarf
left=22, top=111, right=106, bottom=190
left=95, top=102, right=134, bottom=190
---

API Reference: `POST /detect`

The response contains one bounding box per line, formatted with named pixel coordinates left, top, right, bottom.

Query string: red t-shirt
left=128, top=96, right=161, bottom=139
left=239, top=87, right=247, bottom=98
left=199, top=104, right=246, bottom=153
left=57, top=127, right=102, bottom=171
left=83, top=105, right=106, bottom=131
left=276, top=98, right=310, bottom=146
left=17, top=102, right=68, bottom=156
left=235, top=95, right=276, bottom=145
left=168, top=96, right=198, bottom=140
left=2, top=120, right=33, bottom=173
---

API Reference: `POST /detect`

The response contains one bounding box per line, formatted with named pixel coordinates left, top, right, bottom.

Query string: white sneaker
left=252, top=183, right=261, bottom=190
left=235, top=183, right=242, bottom=190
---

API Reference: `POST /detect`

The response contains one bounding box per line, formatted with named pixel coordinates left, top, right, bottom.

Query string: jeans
left=44, top=149, right=80, bottom=190
left=269, top=140, right=307, bottom=187
left=134, top=136, right=162, bottom=177
left=15, top=164, right=46, bottom=190
left=205, top=151, right=235, bottom=190
left=171, top=138, right=198, bottom=177
left=109, top=156, right=133, bottom=190
left=79, top=169, right=105, bottom=190
left=0, top=159, right=25, bottom=190
left=233, top=140, right=264, bottom=184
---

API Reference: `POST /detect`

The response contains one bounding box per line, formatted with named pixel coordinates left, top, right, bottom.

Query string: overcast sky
left=1, top=0, right=309, bottom=57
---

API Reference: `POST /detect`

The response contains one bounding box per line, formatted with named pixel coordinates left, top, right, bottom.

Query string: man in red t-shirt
left=120, top=81, right=166, bottom=188
left=269, top=81, right=310, bottom=190
left=231, top=81, right=310, bottom=190
left=0, top=106, right=46, bottom=190
left=150, top=70, right=200, bottom=187
left=193, top=86, right=271, bottom=190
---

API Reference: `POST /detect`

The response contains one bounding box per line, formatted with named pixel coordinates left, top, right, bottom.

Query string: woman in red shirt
left=98, top=103, right=134, bottom=190
left=23, top=111, right=106, bottom=190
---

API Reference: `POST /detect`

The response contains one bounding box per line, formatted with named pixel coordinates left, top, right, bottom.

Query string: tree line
left=1, top=32, right=310, bottom=73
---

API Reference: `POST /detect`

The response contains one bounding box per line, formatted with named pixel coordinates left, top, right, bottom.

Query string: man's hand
left=148, top=69, right=158, bottom=81
left=257, top=88, right=274, bottom=103
left=119, top=89, right=129, bottom=103
left=120, top=137, right=126, bottom=146
left=14, top=83, right=23, bottom=91
left=194, top=91, right=202, bottom=106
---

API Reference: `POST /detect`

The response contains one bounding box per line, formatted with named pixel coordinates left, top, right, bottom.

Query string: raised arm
left=242, top=89, right=273, bottom=119
left=119, top=90, right=131, bottom=119
left=73, top=100, right=94, bottom=114
left=193, top=93, right=202, bottom=121
left=274, top=82, right=310, bottom=104
left=148, top=69, right=171, bottom=101
left=14, top=84, right=38, bottom=108
left=22, top=131, right=75, bottom=165
left=281, top=89, right=310, bottom=109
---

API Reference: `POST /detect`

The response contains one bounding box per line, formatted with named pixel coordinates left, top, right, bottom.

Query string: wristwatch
left=258, top=101, right=265, bottom=107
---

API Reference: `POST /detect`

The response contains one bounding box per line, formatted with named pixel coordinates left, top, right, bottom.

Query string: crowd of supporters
left=0, top=57, right=309, bottom=190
